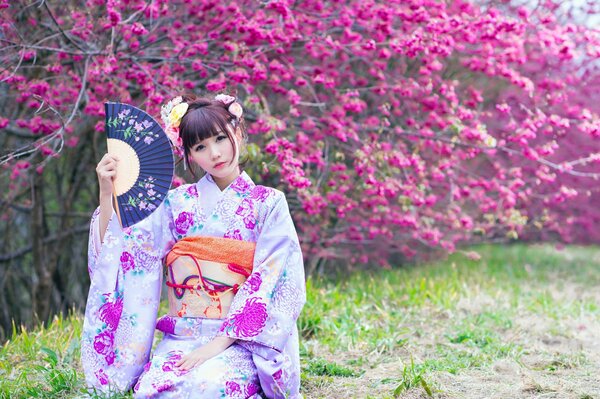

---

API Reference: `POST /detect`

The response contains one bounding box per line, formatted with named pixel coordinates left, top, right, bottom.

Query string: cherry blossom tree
left=0, top=0, right=598, bottom=333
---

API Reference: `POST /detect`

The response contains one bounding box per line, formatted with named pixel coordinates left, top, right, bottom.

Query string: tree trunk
left=31, top=170, right=52, bottom=324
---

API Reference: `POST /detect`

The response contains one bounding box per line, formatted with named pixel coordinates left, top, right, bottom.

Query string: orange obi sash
left=165, top=236, right=256, bottom=319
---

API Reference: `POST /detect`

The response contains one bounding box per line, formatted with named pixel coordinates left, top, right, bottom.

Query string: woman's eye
left=216, top=135, right=227, bottom=141
left=195, top=145, right=204, bottom=151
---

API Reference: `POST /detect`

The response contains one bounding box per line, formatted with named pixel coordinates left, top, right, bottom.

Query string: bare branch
left=0, top=55, right=91, bottom=167
left=0, top=40, right=104, bottom=56
left=374, top=127, right=600, bottom=179
left=0, top=224, right=90, bottom=262
left=0, top=48, right=25, bottom=83
left=3, top=125, right=38, bottom=139
left=42, top=2, right=87, bottom=53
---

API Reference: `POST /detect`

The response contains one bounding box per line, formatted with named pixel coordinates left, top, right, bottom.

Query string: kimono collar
left=205, top=170, right=255, bottom=195
left=196, top=172, right=253, bottom=220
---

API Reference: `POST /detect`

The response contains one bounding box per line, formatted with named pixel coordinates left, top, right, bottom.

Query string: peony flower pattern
left=134, top=246, right=160, bottom=272
left=95, top=369, right=109, bottom=386
left=245, top=382, right=260, bottom=396
left=120, top=251, right=135, bottom=273
left=230, top=175, right=251, bottom=193
left=185, top=184, right=198, bottom=198
left=99, top=295, right=123, bottom=331
left=245, top=272, right=262, bottom=294
left=225, top=381, right=241, bottom=395
left=133, top=379, right=142, bottom=393
left=161, top=351, right=189, bottom=377
left=175, top=211, right=194, bottom=235
left=221, top=297, right=268, bottom=338
left=93, top=330, right=114, bottom=355
left=105, top=350, right=115, bottom=365
left=235, top=198, right=256, bottom=229
left=153, top=381, right=175, bottom=393
left=82, top=170, right=305, bottom=395
left=156, top=316, right=176, bottom=335
left=273, top=368, right=283, bottom=382
left=224, top=228, right=243, bottom=241
left=250, top=186, right=271, bottom=202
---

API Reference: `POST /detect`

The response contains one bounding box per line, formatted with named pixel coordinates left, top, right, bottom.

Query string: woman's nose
left=209, top=146, right=221, bottom=159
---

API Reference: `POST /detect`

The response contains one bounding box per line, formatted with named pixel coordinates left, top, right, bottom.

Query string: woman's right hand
left=96, top=154, right=119, bottom=243
left=96, top=154, right=119, bottom=198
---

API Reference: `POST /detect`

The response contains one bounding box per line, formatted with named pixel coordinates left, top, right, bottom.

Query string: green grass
left=392, top=357, right=433, bottom=397
left=0, top=313, right=84, bottom=399
left=298, top=244, right=600, bottom=397
left=1, top=244, right=600, bottom=398
left=303, top=358, right=363, bottom=377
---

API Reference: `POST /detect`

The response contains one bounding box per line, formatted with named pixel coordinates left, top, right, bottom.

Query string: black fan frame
left=105, top=102, right=174, bottom=228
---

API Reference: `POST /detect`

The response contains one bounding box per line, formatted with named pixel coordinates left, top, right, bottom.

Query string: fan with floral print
left=105, top=102, right=174, bottom=228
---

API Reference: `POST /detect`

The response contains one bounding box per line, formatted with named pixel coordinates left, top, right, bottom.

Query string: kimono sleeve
left=81, top=200, right=175, bottom=393
left=218, top=191, right=306, bottom=398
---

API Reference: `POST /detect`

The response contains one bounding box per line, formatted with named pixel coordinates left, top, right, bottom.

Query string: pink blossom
left=131, top=22, right=148, bottom=35
left=206, top=75, right=227, bottom=91
left=2, top=0, right=599, bottom=267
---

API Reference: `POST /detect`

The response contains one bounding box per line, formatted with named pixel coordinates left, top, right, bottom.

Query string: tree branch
left=0, top=224, right=90, bottom=262
left=0, top=55, right=90, bottom=166
left=3, top=125, right=38, bottom=139
left=42, top=1, right=88, bottom=53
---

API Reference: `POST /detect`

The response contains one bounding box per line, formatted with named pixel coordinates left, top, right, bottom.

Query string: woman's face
left=188, top=125, right=242, bottom=180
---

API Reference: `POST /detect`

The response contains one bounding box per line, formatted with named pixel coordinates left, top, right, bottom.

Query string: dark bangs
left=180, top=104, right=235, bottom=151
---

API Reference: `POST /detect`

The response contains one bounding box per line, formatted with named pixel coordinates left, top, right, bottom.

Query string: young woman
left=81, top=94, right=306, bottom=398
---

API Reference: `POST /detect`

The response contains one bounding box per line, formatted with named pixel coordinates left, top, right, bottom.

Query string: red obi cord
left=165, top=259, right=245, bottom=298
left=165, top=236, right=256, bottom=300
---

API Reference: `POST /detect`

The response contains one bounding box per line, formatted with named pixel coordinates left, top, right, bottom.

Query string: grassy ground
left=1, top=244, right=599, bottom=398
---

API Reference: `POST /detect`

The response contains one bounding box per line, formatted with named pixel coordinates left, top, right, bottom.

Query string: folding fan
left=105, top=102, right=174, bottom=228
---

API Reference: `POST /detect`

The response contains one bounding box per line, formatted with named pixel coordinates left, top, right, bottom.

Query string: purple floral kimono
left=81, top=171, right=306, bottom=398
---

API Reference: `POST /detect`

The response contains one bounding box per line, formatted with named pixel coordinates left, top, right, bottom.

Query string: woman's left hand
left=175, top=336, right=236, bottom=371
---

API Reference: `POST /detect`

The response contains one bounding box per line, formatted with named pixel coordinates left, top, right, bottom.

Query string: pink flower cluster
left=1, top=0, right=599, bottom=266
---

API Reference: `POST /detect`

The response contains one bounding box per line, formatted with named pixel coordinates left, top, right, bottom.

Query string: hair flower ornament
left=169, top=103, right=189, bottom=127
left=215, top=94, right=243, bottom=120
left=161, top=96, right=188, bottom=156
